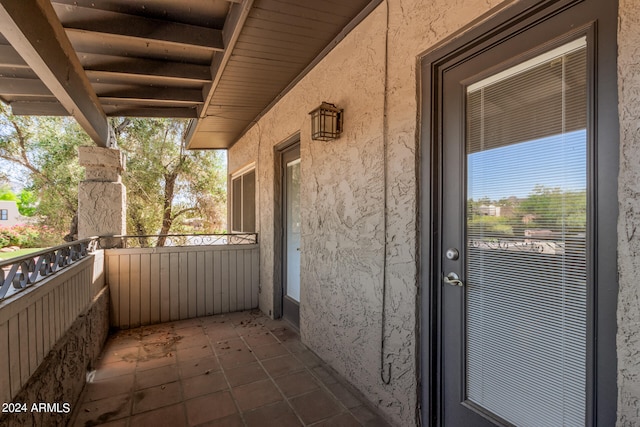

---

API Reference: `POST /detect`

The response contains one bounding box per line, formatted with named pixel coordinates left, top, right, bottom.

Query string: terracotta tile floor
left=70, top=310, right=391, bottom=427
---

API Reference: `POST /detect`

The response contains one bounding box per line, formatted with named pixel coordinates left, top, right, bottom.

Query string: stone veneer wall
left=229, top=0, right=639, bottom=425
left=617, top=0, right=640, bottom=425
left=0, top=287, right=109, bottom=427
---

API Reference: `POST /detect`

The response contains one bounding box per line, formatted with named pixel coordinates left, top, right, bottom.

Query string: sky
left=467, top=129, right=587, bottom=201
left=0, top=159, right=27, bottom=191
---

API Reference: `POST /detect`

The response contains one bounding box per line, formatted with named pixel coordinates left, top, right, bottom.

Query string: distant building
left=0, top=201, right=28, bottom=227
left=478, top=204, right=502, bottom=216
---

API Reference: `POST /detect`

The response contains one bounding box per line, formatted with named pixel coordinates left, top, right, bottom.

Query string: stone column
left=78, top=146, right=126, bottom=248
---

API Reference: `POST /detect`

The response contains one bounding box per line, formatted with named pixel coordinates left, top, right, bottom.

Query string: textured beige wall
left=229, top=1, right=504, bottom=424
left=617, top=0, right=640, bottom=425
left=229, top=0, right=640, bottom=423
left=78, top=147, right=126, bottom=242
left=0, top=201, right=27, bottom=227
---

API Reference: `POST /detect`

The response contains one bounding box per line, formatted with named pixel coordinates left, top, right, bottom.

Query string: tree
left=113, top=118, right=226, bottom=246
left=0, top=184, right=17, bottom=201
left=0, top=185, right=37, bottom=216
left=16, top=190, right=37, bottom=216
left=517, top=185, right=586, bottom=232
left=0, top=103, right=88, bottom=235
left=0, top=105, right=227, bottom=246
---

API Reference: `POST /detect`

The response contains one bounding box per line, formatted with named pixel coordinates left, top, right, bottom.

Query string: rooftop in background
left=0, top=0, right=379, bottom=149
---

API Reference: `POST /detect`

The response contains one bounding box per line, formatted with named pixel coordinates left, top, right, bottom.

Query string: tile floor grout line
left=287, top=341, right=390, bottom=426
left=258, top=314, right=365, bottom=426
left=238, top=327, right=309, bottom=426
left=131, top=322, right=185, bottom=426
left=206, top=314, right=250, bottom=427
left=168, top=323, right=190, bottom=427
left=251, top=321, right=362, bottom=426
left=270, top=328, right=360, bottom=423
left=70, top=311, right=389, bottom=427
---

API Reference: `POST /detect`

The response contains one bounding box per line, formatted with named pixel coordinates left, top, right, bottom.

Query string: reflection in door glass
left=465, top=38, right=587, bottom=426
left=286, top=159, right=301, bottom=302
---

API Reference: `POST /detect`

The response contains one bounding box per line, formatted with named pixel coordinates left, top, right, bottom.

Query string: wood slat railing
left=105, top=243, right=259, bottom=329
left=0, top=251, right=105, bottom=404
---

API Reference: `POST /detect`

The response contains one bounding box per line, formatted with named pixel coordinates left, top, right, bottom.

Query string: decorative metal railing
left=116, top=233, right=258, bottom=248
left=0, top=233, right=259, bottom=301
left=0, top=237, right=99, bottom=300
left=469, top=237, right=585, bottom=255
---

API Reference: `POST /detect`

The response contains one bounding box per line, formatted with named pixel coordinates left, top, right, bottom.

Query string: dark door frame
left=273, top=134, right=301, bottom=324
left=419, top=0, right=618, bottom=425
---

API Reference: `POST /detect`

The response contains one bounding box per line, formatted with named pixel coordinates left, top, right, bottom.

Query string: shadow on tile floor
left=69, top=310, right=392, bottom=427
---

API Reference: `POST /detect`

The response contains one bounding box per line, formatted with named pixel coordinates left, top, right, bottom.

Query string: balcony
left=0, top=235, right=388, bottom=427
left=71, top=311, right=388, bottom=426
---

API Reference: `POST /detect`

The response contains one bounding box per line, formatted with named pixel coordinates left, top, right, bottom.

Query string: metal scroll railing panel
left=116, top=233, right=258, bottom=248
left=0, top=238, right=99, bottom=301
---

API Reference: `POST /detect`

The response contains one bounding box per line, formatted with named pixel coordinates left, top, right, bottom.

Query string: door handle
left=443, top=272, right=464, bottom=287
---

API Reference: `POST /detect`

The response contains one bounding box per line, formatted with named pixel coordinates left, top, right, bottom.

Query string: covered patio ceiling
left=0, top=0, right=379, bottom=149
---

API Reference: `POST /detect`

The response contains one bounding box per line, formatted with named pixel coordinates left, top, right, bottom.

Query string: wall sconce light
left=309, top=102, right=343, bottom=141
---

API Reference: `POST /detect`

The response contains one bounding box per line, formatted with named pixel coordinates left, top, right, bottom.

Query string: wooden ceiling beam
left=102, top=106, right=197, bottom=118
left=86, top=70, right=207, bottom=89
left=95, top=87, right=203, bottom=104
left=52, top=3, right=224, bottom=52
left=51, top=0, right=230, bottom=29
left=0, top=0, right=112, bottom=147
left=80, top=55, right=212, bottom=82
left=99, top=97, right=200, bottom=108
left=0, top=77, right=51, bottom=96
left=10, top=101, right=67, bottom=116
left=0, top=44, right=27, bottom=67
left=67, top=29, right=214, bottom=64
left=11, top=101, right=198, bottom=119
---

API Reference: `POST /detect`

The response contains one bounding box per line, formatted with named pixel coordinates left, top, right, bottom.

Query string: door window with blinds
left=465, top=38, right=587, bottom=426
left=231, top=167, right=255, bottom=233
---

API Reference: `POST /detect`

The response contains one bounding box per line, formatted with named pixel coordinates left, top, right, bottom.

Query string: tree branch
left=171, top=207, right=199, bottom=221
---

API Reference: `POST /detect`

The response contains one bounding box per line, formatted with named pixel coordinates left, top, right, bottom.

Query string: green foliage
left=0, top=248, right=44, bottom=260
left=0, top=186, right=36, bottom=216
left=113, top=118, right=227, bottom=241
left=0, top=224, right=59, bottom=248
left=0, top=104, right=227, bottom=246
left=0, top=103, right=89, bottom=237
left=468, top=214, right=514, bottom=237
left=0, top=185, right=17, bottom=201
left=17, top=190, right=37, bottom=216
left=468, top=185, right=587, bottom=240
left=517, top=185, right=586, bottom=231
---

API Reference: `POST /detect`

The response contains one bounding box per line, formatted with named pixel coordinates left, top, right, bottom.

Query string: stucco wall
left=229, top=1, right=504, bottom=424
left=0, top=200, right=28, bottom=227
left=617, top=0, right=640, bottom=425
left=230, top=0, right=639, bottom=424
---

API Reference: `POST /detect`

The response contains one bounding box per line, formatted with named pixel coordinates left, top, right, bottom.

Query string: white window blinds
left=465, top=37, right=587, bottom=427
